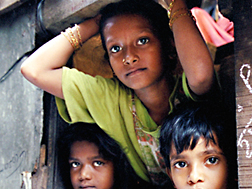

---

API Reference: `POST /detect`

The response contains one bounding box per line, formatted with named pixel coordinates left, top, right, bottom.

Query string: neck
left=134, top=78, right=172, bottom=125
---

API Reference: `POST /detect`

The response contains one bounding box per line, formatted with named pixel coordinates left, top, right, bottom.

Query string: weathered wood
left=0, top=0, right=29, bottom=15
left=215, top=42, right=235, bottom=112
left=43, top=93, right=69, bottom=189
left=32, top=145, right=48, bottom=189
left=41, top=0, right=119, bottom=35
left=0, top=1, right=43, bottom=188
left=234, top=0, right=252, bottom=187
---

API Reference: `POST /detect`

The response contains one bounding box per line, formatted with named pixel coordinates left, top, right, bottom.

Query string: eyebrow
left=68, top=155, right=103, bottom=161
left=170, top=154, right=185, bottom=162
left=170, top=149, right=224, bottom=162
left=105, top=28, right=153, bottom=44
left=202, top=149, right=224, bottom=156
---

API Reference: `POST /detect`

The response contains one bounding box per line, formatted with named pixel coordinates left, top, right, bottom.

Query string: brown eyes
left=69, top=161, right=105, bottom=168
left=70, top=162, right=80, bottom=168
left=137, top=37, right=149, bottom=45
left=206, top=157, right=219, bottom=165
left=94, top=161, right=105, bottom=167
left=174, top=161, right=187, bottom=168
left=110, top=46, right=122, bottom=53
left=109, top=37, right=150, bottom=53
left=173, top=156, right=219, bottom=169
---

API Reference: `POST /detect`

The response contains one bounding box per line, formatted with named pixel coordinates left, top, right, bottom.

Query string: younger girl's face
left=103, top=14, right=165, bottom=91
left=69, top=141, right=114, bottom=189
left=168, top=137, right=228, bottom=189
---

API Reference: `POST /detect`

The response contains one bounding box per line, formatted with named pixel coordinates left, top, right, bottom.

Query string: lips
left=126, top=68, right=146, bottom=76
left=79, top=185, right=96, bottom=188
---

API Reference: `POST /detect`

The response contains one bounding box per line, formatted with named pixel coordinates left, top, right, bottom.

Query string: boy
left=159, top=102, right=238, bottom=189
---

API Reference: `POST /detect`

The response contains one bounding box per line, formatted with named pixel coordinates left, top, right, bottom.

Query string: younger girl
left=21, top=0, right=217, bottom=186
left=57, top=122, right=149, bottom=189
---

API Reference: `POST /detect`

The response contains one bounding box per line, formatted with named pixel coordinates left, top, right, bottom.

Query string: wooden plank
left=42, top=93, right=69, bottom=189
left=40, top=0, right=119, bottom=35
left=0, top=1, right=43, bottom=188
left=0, top=0, right=29, bottom=15
left=234, top=0, right=252, bottom=187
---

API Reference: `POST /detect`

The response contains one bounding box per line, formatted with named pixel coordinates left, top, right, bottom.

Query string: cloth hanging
left=191, top=7, right=234, bottom=47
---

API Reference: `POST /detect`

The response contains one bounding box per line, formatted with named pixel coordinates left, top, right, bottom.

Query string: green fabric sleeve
left=55, top=67, right=150, bottom=182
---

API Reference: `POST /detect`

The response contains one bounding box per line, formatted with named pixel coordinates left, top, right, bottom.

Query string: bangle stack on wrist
left=167, top=0, right=195, bottom=31
left=167, top=0, right=175, bottom=19
left=61, top=24, right=82, bottom=51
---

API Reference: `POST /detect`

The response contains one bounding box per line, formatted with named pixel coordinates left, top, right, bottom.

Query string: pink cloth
left=191, top=7, right=234, bottom=47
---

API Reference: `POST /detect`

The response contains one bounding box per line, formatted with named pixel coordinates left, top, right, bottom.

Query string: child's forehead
left=102, top=14, right=155, bottom=40
left=105, top=14, right=150, bottom=26
left=105, top=13, right=154, bottom=29
left=170, top=135, right=222, bottom=156
left=71, top=140, right=97, bottom=148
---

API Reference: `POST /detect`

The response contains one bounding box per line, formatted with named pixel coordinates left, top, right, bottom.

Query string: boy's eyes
left=174, top=161, right=187, bottom=168
left=173, top=157, right=219, bottom=168
left=205, top=157, right=219, bottom=165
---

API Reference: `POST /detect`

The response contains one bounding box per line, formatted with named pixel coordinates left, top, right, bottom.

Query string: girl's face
left=103, top=14, right=165, bottom=91
left=168, top=137, right=228, bottom=189
left=69, top=141, right=114, bottom=189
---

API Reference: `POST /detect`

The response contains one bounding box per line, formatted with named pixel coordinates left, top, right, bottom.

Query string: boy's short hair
left=159, top=101, right=236, bottom=167
left=159, top=101, right=237, bottom=187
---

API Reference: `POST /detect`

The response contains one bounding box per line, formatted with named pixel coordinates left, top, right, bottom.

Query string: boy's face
left=69, top=141, right=114, bottom=189
left=167, top=137, right=227, bottom=189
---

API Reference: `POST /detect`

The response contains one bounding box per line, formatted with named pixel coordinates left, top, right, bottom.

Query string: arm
left=20, top=16, right=100, bottom=99
left=160, top=0, right=215, bottom=95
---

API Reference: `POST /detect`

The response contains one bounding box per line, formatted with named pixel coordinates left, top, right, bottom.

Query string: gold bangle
left=170, top=8, right=188, bottom=19
left=67, top=28, right=79, bottom=50
left=61, top=31, right=75, bottom=49
left=169, top=12, right=193, bottom=30
left=66, top=28, right=80, bottom=51
left=167, top=0, right=175, bottom=19
left=75, top=24, right=82, bottom=46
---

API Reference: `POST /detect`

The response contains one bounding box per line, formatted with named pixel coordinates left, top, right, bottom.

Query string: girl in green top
left=21, top=0, right=216, bottom=186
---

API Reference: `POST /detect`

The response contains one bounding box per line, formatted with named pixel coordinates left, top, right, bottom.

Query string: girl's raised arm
left=160, top=0, right=215, bottom=95
left=21, top=16, right=100, bottom=99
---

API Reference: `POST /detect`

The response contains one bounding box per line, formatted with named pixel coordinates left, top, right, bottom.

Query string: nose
left=79, top=165, right=92, bottom=181
left=187, top=164, right=204, bottom=185
left=123, top=45, right=139, bottom=65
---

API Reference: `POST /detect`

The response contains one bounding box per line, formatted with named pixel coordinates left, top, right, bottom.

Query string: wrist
left=78, top=17, right=100, bottom=43
left=61, top=24, right=82, bottom=51
left=159, top=0, right=188, bottom=18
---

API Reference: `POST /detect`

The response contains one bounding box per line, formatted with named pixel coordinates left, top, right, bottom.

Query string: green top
left=56, top=67, right=194, bottom=182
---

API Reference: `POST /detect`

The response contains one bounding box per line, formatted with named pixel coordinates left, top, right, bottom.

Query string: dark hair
left=159, top=101, right=237, bottom=188
left=99, top=0, right=177, bottom=72
left=57, top=122, right=140, bottom=189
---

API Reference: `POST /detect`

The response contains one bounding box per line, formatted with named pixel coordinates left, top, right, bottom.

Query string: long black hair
left=57, top=122, right=140, bottom=189
left=99, top=0, right=177, bottom=73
